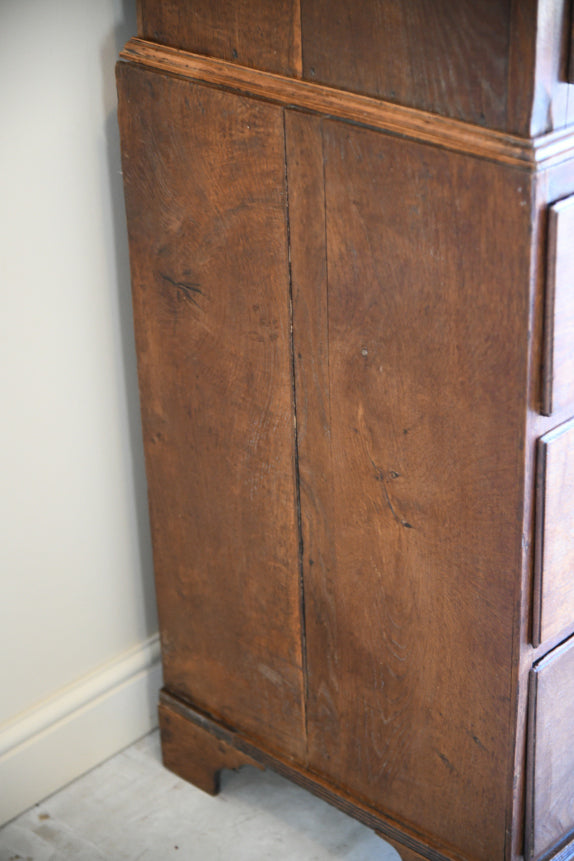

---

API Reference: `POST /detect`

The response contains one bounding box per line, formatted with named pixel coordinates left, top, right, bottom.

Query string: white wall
left=0, top=0, right=161, bottom=824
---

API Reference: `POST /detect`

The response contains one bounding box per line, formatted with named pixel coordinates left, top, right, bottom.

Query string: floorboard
left=0, top=731, right=399, bottom=860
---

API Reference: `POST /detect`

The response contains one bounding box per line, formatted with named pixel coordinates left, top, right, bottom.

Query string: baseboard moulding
left=0, top=634, right=162, bottom=826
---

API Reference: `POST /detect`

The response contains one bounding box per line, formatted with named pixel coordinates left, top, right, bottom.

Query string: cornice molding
left=120, top=38, right=574, bottom=171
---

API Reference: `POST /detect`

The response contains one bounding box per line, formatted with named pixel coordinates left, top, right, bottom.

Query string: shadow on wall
left=100, top=0, right=158, bottom=640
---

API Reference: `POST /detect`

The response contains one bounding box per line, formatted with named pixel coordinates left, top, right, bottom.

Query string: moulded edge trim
left=160, top=688, right=467, bottom=861
left=0, top=635, right=162, bottom=826
left=119, top=38, right=574, bottom=171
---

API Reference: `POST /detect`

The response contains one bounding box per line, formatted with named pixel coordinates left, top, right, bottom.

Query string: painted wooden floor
left=0, top=731, right=400, bottom=860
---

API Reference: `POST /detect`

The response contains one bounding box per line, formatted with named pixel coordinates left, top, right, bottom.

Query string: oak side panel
left=507, top=0, right=539, bottom=136
left=526, top=638, right=574, bottom=861
left=533, top=419, right=574, bottom=646
left=542, top=196, right=574, bottom=416
left=291, top=118, right=532, bottom=860
left=137, top=0, right=302, bottom=76
left=301, top=0, right=510, bottom=131
left=116, top=63, right=306, bottom=758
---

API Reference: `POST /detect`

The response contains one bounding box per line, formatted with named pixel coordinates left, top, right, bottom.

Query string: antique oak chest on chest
left=117, top=3, right=574, bottom=859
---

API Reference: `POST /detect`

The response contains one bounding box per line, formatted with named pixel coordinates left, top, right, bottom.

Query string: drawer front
left=526, top=637, right=574, bottom=861
left=542, top=196, right=574, bottom=416
left=533, top=418, right=574, bottom=646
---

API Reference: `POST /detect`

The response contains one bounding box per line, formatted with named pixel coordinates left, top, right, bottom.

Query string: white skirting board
left=0, top=634, right=162, bottom=826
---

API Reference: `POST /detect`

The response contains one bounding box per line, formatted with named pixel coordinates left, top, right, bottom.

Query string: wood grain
left=134, top=1, right=574, bottom=136
left=159, top=701, right=260, bottom=795
left=526, top=637, right=574, bottom=861
left=137, top=0, right=302, bottom=76
left=510, top=149, right=574, bottom=861
left=116, top=8, right=574, bottom=860
left=533, top=419, right=574, bottom=646
left=159, top=690, right=454, bottom=861
left=116, top=63, right=306, bottom=759
left=527, top=0, right=573, bottom=136
left=508, top=1, right=574, bottom=135
left=507, top=0, right=539, bottom=136
left=119, top=39, right=574, bottom=173
left=286, top=115, right=532, bottom=860
left=301, top=0, right=509, bottom=131
left=284, top=110, right=333, bottom=773
left=542, top=195, right=574, bottom=416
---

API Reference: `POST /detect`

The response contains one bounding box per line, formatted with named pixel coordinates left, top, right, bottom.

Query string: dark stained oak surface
left=286, top=113, right=532, bottom=859
left=117, top=63, right=306, bottom=759
left=527, top=0, right=574, bottom=135
left=301, top=0, right=510, bottom=130
left=514, top=144, right=574, bottom=861
left=117, top=3, right=574, bottom=859
left=137, top=0, right=302, bottom=76
left=119, top=37, right=574, bottom=172
left=526, top=637, right=574, bottom=860
left=136, top=0, right=574, bottom=135
left=159, top=701, right=260, bottom=796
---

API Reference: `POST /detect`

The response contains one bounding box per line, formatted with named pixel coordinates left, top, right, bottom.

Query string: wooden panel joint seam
left=119, top=38, right=574, bottom=170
